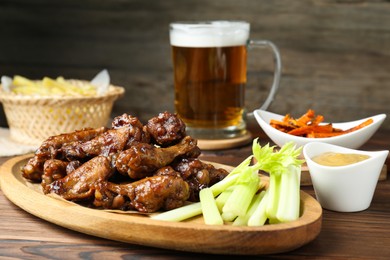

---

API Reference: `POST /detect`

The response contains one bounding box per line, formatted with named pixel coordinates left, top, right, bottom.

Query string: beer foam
left=170, top=21, right=249, bottom=47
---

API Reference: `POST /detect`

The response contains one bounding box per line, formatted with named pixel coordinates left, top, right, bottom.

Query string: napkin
left=0, top=128, right=37, bottom=156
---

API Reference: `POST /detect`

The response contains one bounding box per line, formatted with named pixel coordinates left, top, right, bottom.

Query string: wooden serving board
left=0, top=155, right=322, bottom=256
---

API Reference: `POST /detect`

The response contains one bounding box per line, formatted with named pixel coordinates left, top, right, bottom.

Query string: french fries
left=270, top=109, right=373, bottom=138
left=10, top=75, right=97, bottom=96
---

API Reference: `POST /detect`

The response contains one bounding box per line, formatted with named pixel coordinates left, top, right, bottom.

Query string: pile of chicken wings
left=21, top=111, right=228, bottom=213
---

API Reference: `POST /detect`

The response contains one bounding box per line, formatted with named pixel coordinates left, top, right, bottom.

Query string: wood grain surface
left=0, top=125, right=389, bottom=258
left=0, top=0, right=389, bottom=130
left=0, top=155, right=322, bottom=255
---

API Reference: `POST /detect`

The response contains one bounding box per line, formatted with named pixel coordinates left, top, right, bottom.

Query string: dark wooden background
left=1, top=0, right=389, bottom=130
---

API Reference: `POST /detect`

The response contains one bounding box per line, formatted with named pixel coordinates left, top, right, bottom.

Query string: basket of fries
left=0, top=72, right=125, bottom=146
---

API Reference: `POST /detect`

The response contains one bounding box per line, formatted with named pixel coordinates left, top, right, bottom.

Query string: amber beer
left=170, top=22, right=250, bottom=139
left=172, top=45, right=246, bottom=128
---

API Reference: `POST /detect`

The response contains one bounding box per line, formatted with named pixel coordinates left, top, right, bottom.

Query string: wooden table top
left=1, top=120, right=389, bottom=259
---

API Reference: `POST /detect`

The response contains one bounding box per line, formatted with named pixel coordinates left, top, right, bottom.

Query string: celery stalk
left=233, top=191, right=265, bottom=226
left=215, top=187, right=233, bottom=211
left=210, top=173, right=239, bottom=197
left=229, top=155, right=253, bottom=176
left=151, top=202, right=202, bottom=222
left=231, top=214, right=247, bottom=226
left=248, top=190, right=269, bottom=226
left=222, top=167, right=260, bottom=218
left=221, top=211, right=237, bottom=222
left=210, top=155, right=252, bottom=196
left=199, top=188, right=224, bottom=225
left=276, top=165, right=301, bottom=222
left=252, top=140, right=304, bottom=223
left=265, top=172, right=281, bottom=220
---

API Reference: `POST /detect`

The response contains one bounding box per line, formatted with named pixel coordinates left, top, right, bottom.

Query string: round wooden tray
left=0, top=155, right=322, bottom=255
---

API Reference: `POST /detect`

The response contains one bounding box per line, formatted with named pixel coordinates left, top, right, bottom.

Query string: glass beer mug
left=170, top=21, right=281, bottom=142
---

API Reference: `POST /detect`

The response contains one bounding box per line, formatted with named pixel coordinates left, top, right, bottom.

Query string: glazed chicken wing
left=146, top=111, right=186, bottom=147
left=41, top=159, right=69, bottom=193
left=21, top=127, right=106, bottom=182
left=41, top=159, right=82, bottom=193
left=112, top=113, right=151, bottom=147
left=173, top=158, right=229, bottom=201
left=60, top=114, right=151, bottom=161
left=47, top=156, right=113, bottom=201
left=94, top=169, right=189, bottom=213
left=115, top=136, right=198, bottom=179
left=60, top=126, right=131, bottom=160
left=36, top=127, right=107, bottom=159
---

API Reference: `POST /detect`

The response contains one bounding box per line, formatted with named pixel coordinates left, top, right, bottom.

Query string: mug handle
left=246, top=40, right=282, bottom=117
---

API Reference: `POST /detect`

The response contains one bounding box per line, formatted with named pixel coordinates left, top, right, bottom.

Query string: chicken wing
left=41, top=159, right=69, bottom=193
left=94, top=169, right=189, bottom=213
left=172, top=158, right=229, bottom=201
left=41, top=159, right=82, bottom=193
left=115, top=136, right=198, bottom=179
left=21, top=127, right=106, bottom=182
left=58, top=113, right=152, bottom=162
left=111, top=113, right=151, bottom=147
left=146, top=111, right=186, bottom=147
left=47, top=156, right=113, bottom=201
left=60, top=126, right=131, bottom=160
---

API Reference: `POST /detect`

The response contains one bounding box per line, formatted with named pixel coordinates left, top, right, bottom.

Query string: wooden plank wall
left=0, top=0, right=389, bottom=130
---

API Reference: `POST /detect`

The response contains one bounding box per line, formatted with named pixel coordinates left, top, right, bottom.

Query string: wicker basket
left=0, top=80, right=125, bottom=146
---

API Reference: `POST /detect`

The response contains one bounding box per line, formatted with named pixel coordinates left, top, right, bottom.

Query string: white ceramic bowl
left=303, top=142, right=388, bottom=212
left=253, top=109, right=386, bottom=149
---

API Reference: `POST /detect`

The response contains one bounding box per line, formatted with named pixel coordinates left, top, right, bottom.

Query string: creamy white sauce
left=312, top=152, right=370, bottom=166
